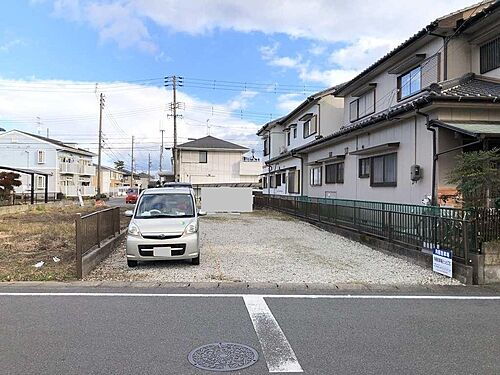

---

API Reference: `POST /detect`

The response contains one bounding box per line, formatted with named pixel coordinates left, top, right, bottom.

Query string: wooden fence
left=75, top=207, right=121, bottom=278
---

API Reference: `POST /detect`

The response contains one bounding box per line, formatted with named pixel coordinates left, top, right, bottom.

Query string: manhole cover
left=188, top=342, right=259, bottom=372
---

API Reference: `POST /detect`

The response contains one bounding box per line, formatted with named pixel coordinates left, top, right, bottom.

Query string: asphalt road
left=107, top=196, right=135, bottom=208
left=1, top=287, right=499, bottom=374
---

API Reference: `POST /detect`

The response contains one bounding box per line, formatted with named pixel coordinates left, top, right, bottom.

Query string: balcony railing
left=61, top=185, right=95, bottom=197
left=59, top=163, right=96, bottom=175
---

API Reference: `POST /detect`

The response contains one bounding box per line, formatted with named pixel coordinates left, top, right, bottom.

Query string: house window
left=199, top=151, right=207, bottom=163
left=480, top=37, right=500, bottom=74
left=282, top=173, right=286, bottom=183
left=350, top=90, right=375, bottom=122
left=398, top=66, right=421, bottom=99
left=371, top=153, right=397, bottom=187
left=309, top=166, right=322, bottom=186
left=303, top=116, right=317, bottom=138
left=37, top=150, right=45, bottom=164
left=36, top=176, right=45, bottom=189
left=263, top=137, right=270, bottom=156
left=276, top=173, right=281, bottom=187
left=270, top=174, right=276, bottom=188
left=293, top=127, right=297, bottom=138
left=325, top=162, right=344, bottom=184
left=288, top=169, right=299, bottom=194
left=287, top=131, right=291, bottom=146
left=359, top=158, right=370, bottom=178
left=262, top=176, right=267, bottom=189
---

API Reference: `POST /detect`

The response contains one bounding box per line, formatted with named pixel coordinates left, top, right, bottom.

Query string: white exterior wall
left=305, top=115, right=434, bottom=204
left=179, top=150, right=260, bottom=184
left=263, top=156, right=301, bottom=196
left=341, top=37, right=443, bottom=126
left=0, top=131, right=96, bottom=196
left=0, top=131, right=59, bottom=193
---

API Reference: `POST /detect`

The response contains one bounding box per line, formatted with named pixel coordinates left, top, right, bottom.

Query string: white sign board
left=201, top=187, right=253, bottom=213
left=432, top=248, right=453, bottom=277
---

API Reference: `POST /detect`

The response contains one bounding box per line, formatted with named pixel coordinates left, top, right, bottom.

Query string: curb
left=0, top=280, right=487, bottom=292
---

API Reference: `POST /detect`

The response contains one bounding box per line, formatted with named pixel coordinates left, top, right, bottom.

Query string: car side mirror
left=198, top=210, right=207, bottom=216
left=124, top=210, right=134, bottom=217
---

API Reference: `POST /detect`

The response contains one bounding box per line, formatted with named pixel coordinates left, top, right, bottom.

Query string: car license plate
left=153, top=248, right=171, bottom=257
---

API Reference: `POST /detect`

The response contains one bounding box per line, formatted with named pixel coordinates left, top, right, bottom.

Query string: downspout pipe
left=290, top=152, right=304, bottom=196
left=415, top=109, right=437, bottom=206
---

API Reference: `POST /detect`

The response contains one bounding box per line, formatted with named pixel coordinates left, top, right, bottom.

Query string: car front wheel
left=127, top=259, right=138, bottom=267
left=191, top=255, right=200, bottom=265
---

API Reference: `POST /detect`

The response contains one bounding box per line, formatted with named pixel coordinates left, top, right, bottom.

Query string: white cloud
left=276, top=93, right=304, bottom=112
left=0, top=79, right=261, bottom=172
left=44, top=0, right=479, bottom=52
left=329, top=37, right=399, bottom=71
left=308, top=44, right=327, bottom=56
left=0, top=39, right=23, bottom=53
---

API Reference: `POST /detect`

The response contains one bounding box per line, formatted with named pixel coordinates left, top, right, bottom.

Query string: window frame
left=480, top=37, right=500, bottom=74
left=36, top=175, right=45, bottom=189
left=349, top=89, right=375, bottom=122
left=370, top=152, right=397, bottom=187
left=309, top=165, right=322, bottom=186
left=325, top=162, right=344, bottom=184
left=397, top=66, right=422, bottom=101
left=359, top=158, right=370, bottom=178
left=262, top=176, right=267, bottom=189
left=286, top=131, right=291, bottom=146
left=199, top=151, right=207, bottom=163
left=263, top=137, right=270, bottom=156
left=303, top=116, right=317, bottom=139
left=275, top=173, right=281, bottom=187
left=293, top=127, right=297, bottom=139
left=37, top=150, right=45, bottom=164
left=270, top=174, right=276, bottom=188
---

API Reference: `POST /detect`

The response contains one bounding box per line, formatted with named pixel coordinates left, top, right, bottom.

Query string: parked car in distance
left=125, top=188, right=138, bottom=204
left=124, top=187, right=206, bottom=267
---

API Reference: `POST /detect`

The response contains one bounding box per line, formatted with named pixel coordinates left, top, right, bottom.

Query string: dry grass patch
left=0, top=204, right=100, bottom=281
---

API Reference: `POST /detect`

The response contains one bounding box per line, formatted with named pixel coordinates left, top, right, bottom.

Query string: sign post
left=433, top=248, right=453, bottom=277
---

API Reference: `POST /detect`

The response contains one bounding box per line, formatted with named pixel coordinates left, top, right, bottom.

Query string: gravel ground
left=87, top=209, right=461, bottom=285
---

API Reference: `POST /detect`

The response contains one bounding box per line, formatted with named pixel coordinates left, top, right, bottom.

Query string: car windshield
left=135, top=193, right=195, bottom=218
left=127, top=189, right=138, bottom=194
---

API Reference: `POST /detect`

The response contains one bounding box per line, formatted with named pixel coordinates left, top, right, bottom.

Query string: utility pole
left=159, top=128, right=165, bottom=171
left=164, top=75, right=183, bottom=181
left=130, top=135, right=134, bottom=188
left=97, top=93, right=105, bottom=197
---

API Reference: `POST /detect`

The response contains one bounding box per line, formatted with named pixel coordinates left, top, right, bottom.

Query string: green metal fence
left=254, top=194, right=495, bottom=264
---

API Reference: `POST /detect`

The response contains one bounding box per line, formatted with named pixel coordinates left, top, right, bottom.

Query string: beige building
left=259, top=1, right=500, bottom=206
left=92, top=165, right=125, bottom=197
left=174, top=136, right=261, bottom=185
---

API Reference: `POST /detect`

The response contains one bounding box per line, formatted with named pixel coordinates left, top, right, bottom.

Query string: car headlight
left=184, top=221, right=198, bottom=235
left=128, top=222, right=141, bottom=237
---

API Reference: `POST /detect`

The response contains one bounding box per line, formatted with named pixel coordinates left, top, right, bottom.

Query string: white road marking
left=244, top=295, right=303, bottom=373
left=0, top=293, right=499, bottom=300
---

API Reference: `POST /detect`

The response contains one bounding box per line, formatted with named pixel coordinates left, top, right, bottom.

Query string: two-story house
left=0, top=130, right=96, bottom=197
left=174, top=135, right=261, bottom=185
left=257, top=87, right=344, bottom=196
left=259, top=1, right=500, bottom=206
left=92, top=165, right=125, bottom=197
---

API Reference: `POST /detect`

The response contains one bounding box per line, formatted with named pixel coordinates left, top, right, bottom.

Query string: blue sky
left=0, top=0, right=479, bottom=172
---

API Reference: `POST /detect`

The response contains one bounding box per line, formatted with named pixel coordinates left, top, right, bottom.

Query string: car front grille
left=141, top=234, right=182, bottom=240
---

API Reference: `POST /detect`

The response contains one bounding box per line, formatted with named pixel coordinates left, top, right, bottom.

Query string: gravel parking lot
left=87, top=209, right=460, bottom=285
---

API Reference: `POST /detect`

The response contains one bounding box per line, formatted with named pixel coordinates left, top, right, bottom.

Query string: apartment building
left=92, top=165, right=125, bottom=197
left=258, top=1, right=500, bottom=206
left=257, top=87, right=344, bottom=195
left=174, top=135, right=261, bottom=185
left=0, top=129, right=96, bottom=197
